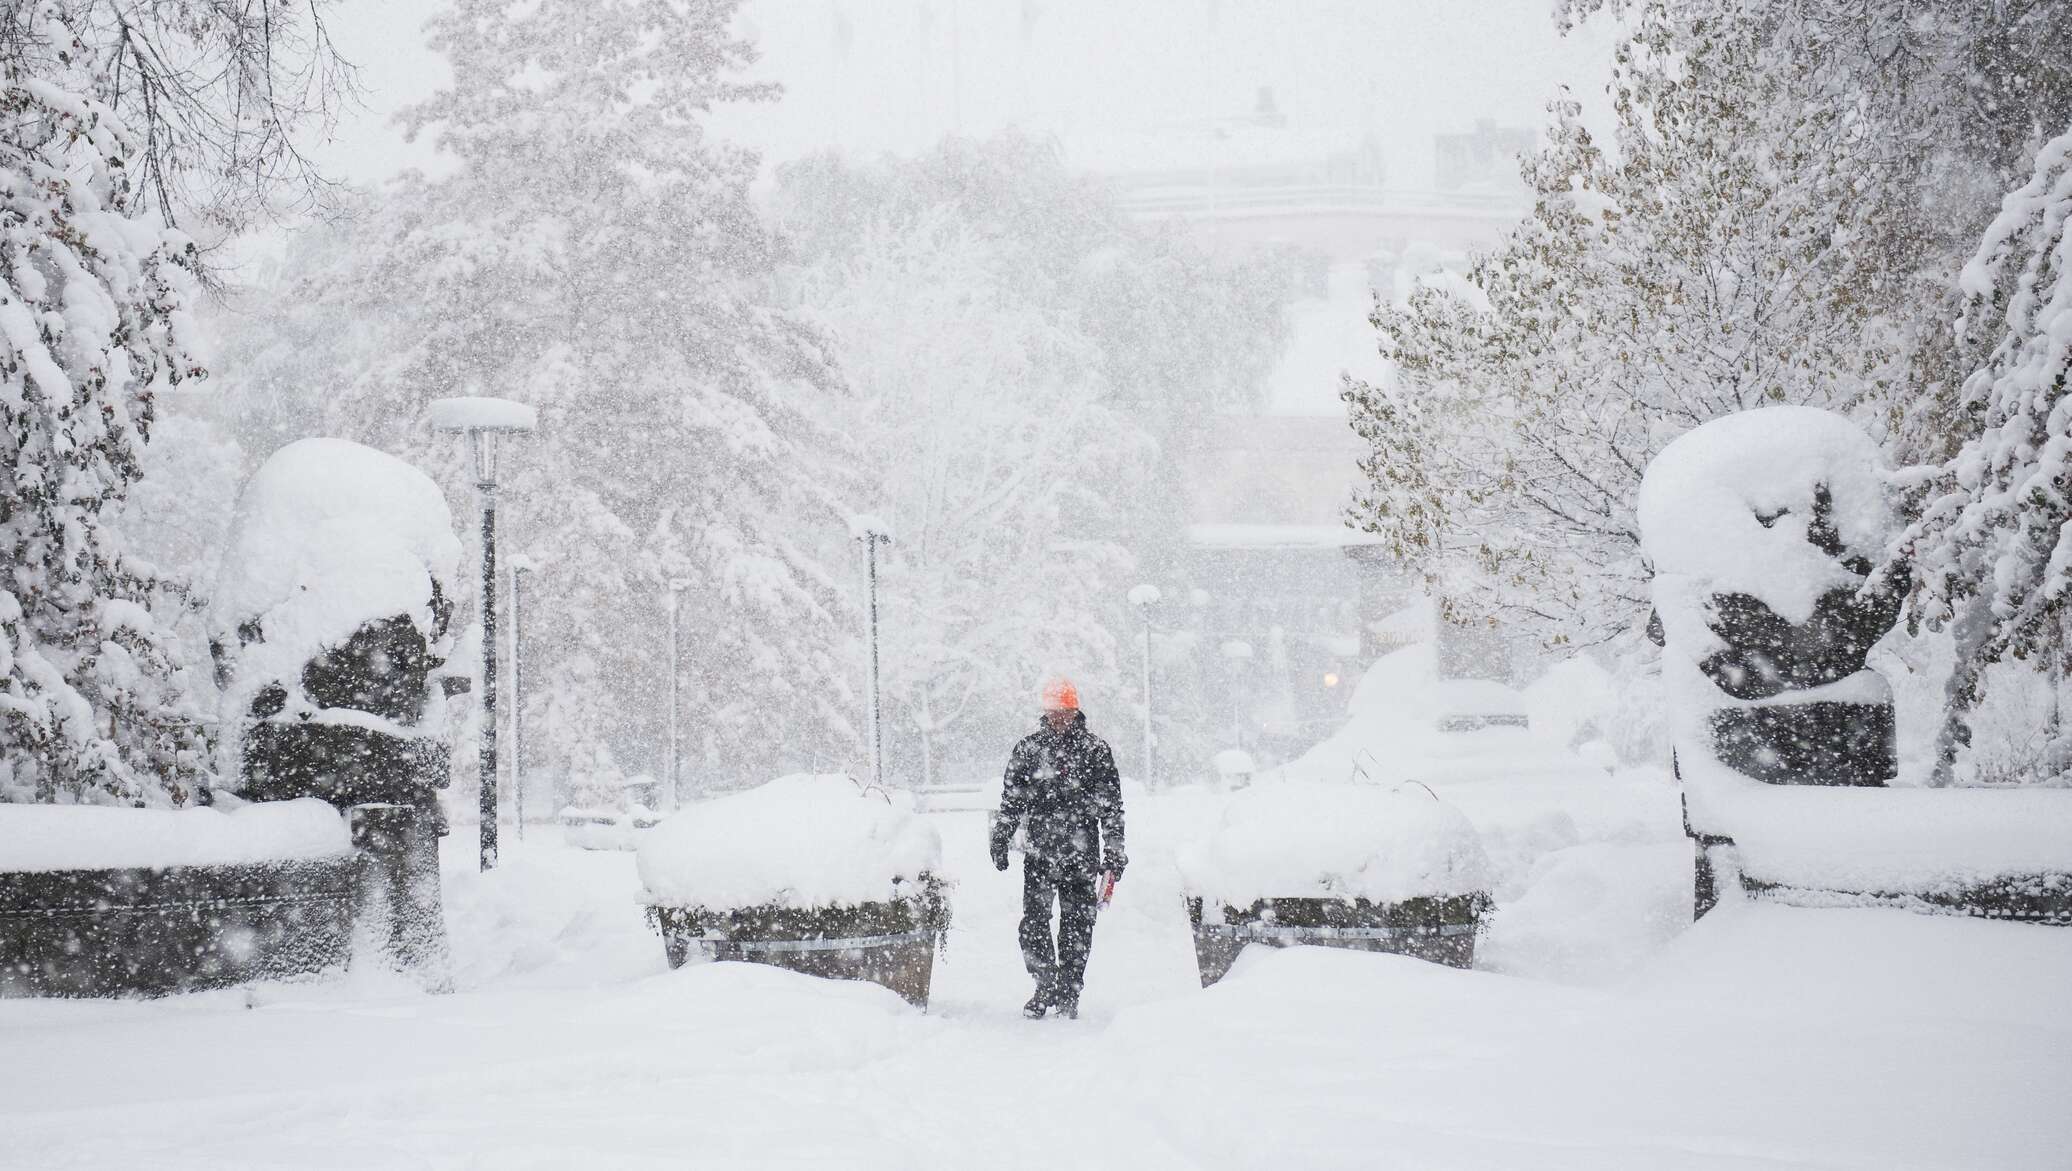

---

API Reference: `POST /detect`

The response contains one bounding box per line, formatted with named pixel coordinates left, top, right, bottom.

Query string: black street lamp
left=850, top=516, right=892, bottom=790
left=430, top=396, right=536, bottom=871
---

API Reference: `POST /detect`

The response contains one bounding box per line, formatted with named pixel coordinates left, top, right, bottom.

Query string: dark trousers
left=1020, top=859, right=1098, bottom=1002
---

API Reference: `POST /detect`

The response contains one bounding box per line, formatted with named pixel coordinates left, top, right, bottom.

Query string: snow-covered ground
left=3, top=782, right=2068, bottom=1170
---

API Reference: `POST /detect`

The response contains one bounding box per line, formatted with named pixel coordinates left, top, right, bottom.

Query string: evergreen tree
left=1902, top=125, right=2072, bottom=783
left=1, top=1, right=343, bottom=804
left=227, top=0, right=861, bottom=791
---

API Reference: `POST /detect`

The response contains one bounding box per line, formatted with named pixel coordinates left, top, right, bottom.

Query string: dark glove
left=991, top=845, right=1010, bottom=872
left=1102, top=852, right=1126, bottom=879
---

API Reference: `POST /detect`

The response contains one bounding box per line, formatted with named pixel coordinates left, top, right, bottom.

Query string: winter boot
left=1022, top=991, right=1049, bottom=1020
left=1051, top=994, right=1079, bottom=1020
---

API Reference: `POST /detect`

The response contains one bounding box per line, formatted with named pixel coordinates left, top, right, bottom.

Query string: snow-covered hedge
left=1178, top=781, right=1492, bottom=907
left=636, top=775, right=942, bottom=909
left=213, top=438, right=462, bottom=742
left=1638, top=404, right=1893, bottom=640
left=0, top=798, right=350, bottom=873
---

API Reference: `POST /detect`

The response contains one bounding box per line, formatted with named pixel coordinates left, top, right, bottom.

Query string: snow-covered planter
left=0, top=800, right=357, bottom=997
left=1177, top=781, right=1493, bottom=986
left=636, top=775, right=950, bottom=1007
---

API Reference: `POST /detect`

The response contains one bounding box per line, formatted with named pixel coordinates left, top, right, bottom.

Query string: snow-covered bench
left=0, top=800, right=356, bottom=997
left=637, top=774, right=951, bottom=1007
left=1177, top=780, right=1493, bottom=985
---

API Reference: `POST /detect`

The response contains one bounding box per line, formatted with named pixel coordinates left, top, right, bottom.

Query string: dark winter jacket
left=991, top=712, right=1127, bottom=875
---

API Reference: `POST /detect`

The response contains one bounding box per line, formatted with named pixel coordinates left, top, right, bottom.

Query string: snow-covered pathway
left=2, top=800, right=2069, bottom=1169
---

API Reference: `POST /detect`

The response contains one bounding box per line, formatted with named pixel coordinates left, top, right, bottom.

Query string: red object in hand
left=1098, top=871, right=1117, bottom=908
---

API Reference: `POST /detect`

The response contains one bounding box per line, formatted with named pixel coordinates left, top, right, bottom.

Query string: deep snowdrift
left=0, top=825, right=2063, bottom=1171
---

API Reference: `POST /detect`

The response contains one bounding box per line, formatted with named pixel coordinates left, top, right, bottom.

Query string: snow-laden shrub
left=211, top=438, right=462, bottom=766
left=1638, top=404, right=1894, bottom=651
left=637, top=774, right=941, bottom=910
left=1177, top=781, right=1491, bottom=908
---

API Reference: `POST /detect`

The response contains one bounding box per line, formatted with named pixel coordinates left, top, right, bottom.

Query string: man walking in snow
left=991, top=678, right=1127, bottom=1019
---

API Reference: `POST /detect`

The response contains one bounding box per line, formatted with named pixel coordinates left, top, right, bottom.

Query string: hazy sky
left=316, top=0, right=1614, bottom=193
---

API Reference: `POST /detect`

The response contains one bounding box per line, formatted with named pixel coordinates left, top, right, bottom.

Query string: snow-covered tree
left=225, top=0, right=860, bottom=791
left=1902, top=125, right=2072, bottom=783
left=1346, top=10, right=1904, bottom=647
left=1, top=2, right=344, bottom=804
left=785, top=205, right=1139, bottom=781
left=772, top=135, right=1292, bottom=778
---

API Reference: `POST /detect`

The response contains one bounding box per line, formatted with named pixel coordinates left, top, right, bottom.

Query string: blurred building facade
left=1068, top=104, right=1531, bottom=770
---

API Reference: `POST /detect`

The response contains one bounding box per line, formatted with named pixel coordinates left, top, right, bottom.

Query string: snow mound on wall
left=214, top=438, right=462, bottom=726
left=1637, top=405, right=1893, bottom=627
left=1681, top=751, right=2072, bottom=891
left=1177, top=781, right=1492, bottom=905
left=636, top=774, right=943, bottom=909
left=0, top=798, right=349, bottom=872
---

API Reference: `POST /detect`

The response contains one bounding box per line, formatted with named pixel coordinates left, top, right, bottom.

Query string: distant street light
left=1128, top=583, right=1161, bottom=785
left=510, top=558, right=535, bottom=841
left=430, top=395, right=537, bottom=872
left=850, top=516, right=892, bottom=790
left=1221, top=637, right=1254, bottom=751
left=666, top=576, right=692, bottom=810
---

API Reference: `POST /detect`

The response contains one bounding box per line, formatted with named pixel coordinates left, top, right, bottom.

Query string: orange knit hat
left=1040, top=677, right=1079, bottom=711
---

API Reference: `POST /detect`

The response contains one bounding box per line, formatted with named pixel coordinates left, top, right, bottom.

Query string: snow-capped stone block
left=1177, top=781, right=1493, bottom=984
left=637, top=775, right=949, bottom=1007
left=427, top=395, right=538, bottom=433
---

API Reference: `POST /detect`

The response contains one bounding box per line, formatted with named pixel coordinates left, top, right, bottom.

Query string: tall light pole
left=510, top=558, right=534, bottom=841
left=1221, top=637, right=1254, bottom=751
left=1128, top=583, right=1161, bottom=785
left=850, top=516, right=892, bottom=790
left=666, top=576, right=691, bottom=810
left=430, top=396, right=536, bottom=872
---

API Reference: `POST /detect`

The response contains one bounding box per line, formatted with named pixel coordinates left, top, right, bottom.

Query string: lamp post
left=666, top=576, right=691, bottom=810
left=1221, top=637, right=1254, bottom=751
left=430, top=396, right=537, bottom=872
left=850, top=516, right=892, bottom=790
left=1128, top=583, right=1161, bottom=785
left=509, top=558, right=534, bottom=841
